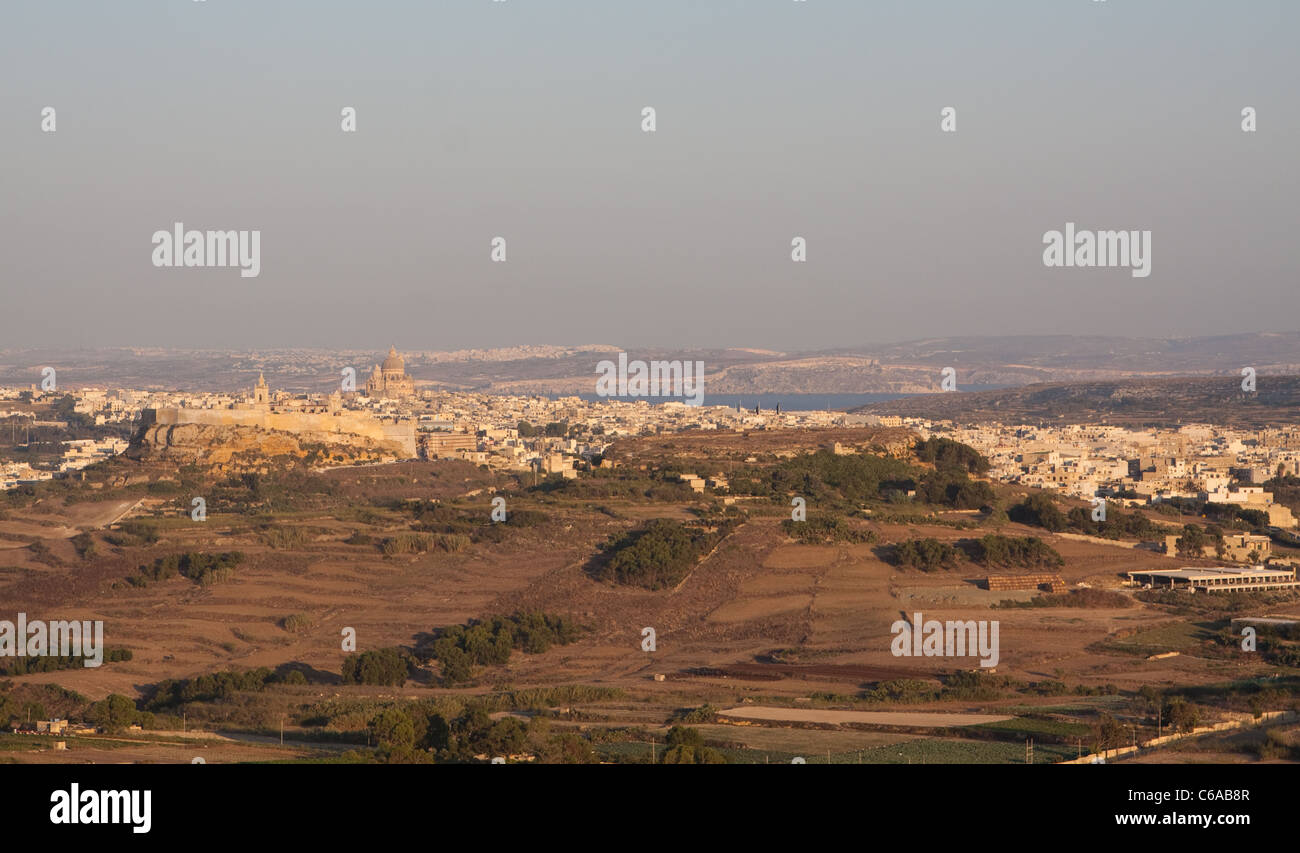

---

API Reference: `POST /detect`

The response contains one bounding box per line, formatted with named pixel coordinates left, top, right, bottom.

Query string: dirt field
left=3, top=436, right=1297, bottom=764
left=717, top=706, right=1012, bottom=727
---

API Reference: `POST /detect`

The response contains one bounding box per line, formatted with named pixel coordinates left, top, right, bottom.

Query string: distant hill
left=6, top=332, right=1300, bottom=394
left=855, top=375, right=1300, bottom=427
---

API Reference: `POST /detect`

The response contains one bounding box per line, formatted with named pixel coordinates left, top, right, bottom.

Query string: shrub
left=596, top=519, right=730, bottom=590
left=341, top=648, right=413, bottom=686
left=127, top=551, right=244, bottom=587
left=1008, top=493, right=1068, bottom=532
left=914, top=437, right=990, bottom=475
left=961, top=535, right=1062, bottom=568
left=782, top=516, right=876, bottom=544
left=280, top=613, right=315, bottom=633
left=890, top=538, right=959, bottom=571
left=381, top=533, right=434, bottom=556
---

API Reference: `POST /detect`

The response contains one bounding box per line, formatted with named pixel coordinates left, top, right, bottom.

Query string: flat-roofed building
left=1127, top=565, right=1300, bottom=592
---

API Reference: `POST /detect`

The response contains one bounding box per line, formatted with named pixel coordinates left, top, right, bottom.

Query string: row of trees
left=367, top=702, right=599, bottom=763
left=888, top=535, right=1063, bottom=570
left=341, top=648, right=414, bottom=687
left=145, top=666, right=279, bottom=711
left=780, top=516, right=877, bottom=545
left=128, top=551, right=244, bottom=587
left=0, top=648, right=131, bottom=677
left=423, top=613, right=583, bottom=685
left=341, top=613, right=584, bottom=687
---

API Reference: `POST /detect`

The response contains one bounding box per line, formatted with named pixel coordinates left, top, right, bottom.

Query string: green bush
left=596, top=519, right=731, bottom=589
left=341, top=648, right=414, bottom=686
left=128, top=551, right=244, bottom=587
left=279, top=613, right=315, bottom=633
left=961, top=535, right=1062, bottom=568
left=781, top=516, right=876, bottom=544
left=890, top=538, right=959, bottom=571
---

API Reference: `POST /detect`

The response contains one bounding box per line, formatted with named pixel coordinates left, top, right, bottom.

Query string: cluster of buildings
left=928, top=421, right=1300, bottom=529
left=2, top=348, right=865, bottom=487
left=0, top=422, right=129, bottom=491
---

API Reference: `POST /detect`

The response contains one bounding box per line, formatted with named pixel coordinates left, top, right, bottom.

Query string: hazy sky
left=3, top=1, right=1297, bottom=352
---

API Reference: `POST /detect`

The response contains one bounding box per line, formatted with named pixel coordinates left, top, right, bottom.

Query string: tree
left=370, top=708, right=416, bottom=755
left=539, top=732, right=597, bottom=764
left=665, top=725, right=703, bottom=749
left=1094, top=713, right=1126, bottom=750
left=914, top=437, right=990, bottom=475
left=438, top=647, right=473, bottom=686
left=892, top=538, right=958, bottom=571
left=341, top=648, right=411, bottom=686
left=1009, top=493, right=1068, bottom=532
left=482, top=718, right=528, bottom=757
left=1164, top=697, right=1200, bottom=733
left=660, top=725, right=727, bottom=764
left=89, top=694, right=139, bottom=733
left=1175, top=524, right=1207, bottom=558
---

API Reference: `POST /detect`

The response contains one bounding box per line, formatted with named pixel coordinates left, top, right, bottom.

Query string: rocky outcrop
left=129, top=423, right=405, bottom=473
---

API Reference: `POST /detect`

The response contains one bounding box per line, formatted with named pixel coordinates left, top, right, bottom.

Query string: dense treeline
left=1008, top=493, right=1068, bottom=530
left=887, top=535, right=1062, bottom=570
left=731, top=448, right=993, bottom=511
left=341, top=648, right=415, bottom=687
left=660, top=726, right=727, bottom=764
left=366, top=700, right=599, bottom=763
left=781, top=516, right=877, bottom=544
left=421, top=612, right=583, bottom=685
left=964, top=534, right=1063, bottom=568
left=595, top=518, right=734, bottom=590
left=144, top=667, right=282, bottom=711
left=0, top=648, right=132, bottom=676
left=914, top=437, right=990, bottom=475
left=127, top=551, right=244, bottom=587
left=890, top=538, right=960, bottom=571
left=1011, top=492, right=1166, bottom=541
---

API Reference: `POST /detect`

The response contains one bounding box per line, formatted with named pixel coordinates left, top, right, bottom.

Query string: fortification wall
left=146, top=406, right=417, bottom=458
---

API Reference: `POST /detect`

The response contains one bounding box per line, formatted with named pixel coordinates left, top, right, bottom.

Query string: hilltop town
left=3, top=351, right=1300, bottom=768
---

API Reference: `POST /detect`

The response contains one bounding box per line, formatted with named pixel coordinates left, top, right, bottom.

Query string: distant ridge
left=854, top=374, right=1300, bottom=427
left=5, top=332, right=1300, bottom=395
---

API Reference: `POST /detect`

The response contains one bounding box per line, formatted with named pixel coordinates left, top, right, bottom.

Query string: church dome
left=381, top=346, right=405, bottom=373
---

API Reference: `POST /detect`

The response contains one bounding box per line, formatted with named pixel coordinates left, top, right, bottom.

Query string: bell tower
left=253, top=372, right=270, bottom=406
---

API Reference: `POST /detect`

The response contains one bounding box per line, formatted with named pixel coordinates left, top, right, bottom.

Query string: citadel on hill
left=141, top=348, right=419, bottom=458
